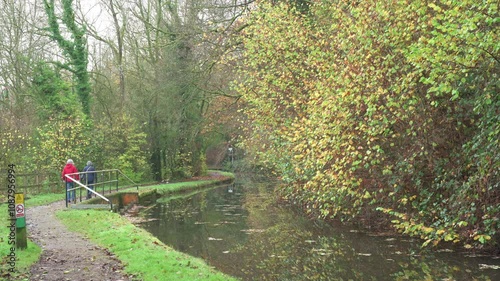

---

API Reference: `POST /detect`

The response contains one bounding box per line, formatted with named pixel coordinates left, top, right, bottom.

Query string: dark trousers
left=86, top=181, right=95, bottom=199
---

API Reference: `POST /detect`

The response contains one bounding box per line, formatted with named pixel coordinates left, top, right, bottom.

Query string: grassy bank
left=57, top=171, right=236, bottom=280
left=57, top=209, right=236, bottom=280
left=132, top=171, right=235, bottom=196
left=26, top=192, right=65, bottom=206
left=56, top=171, right=236, bottom=280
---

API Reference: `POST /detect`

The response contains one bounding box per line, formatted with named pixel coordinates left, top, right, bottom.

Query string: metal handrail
left=117, top=170, right=139, bottom=190
left=116, top=169, right=139, bottom=190
left=78, top=169, right=138, bottom=189
left=64, top=176, right=113, bottom=209
left=63, top=169, right=139, bottom=208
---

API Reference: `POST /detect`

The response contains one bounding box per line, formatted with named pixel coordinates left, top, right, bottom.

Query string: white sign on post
left=15, top=203, right=25, bottom=218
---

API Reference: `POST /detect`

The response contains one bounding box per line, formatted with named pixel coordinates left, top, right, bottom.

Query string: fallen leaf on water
left=436, top=249, right=453, bottom=253
left=479, top=264, right=500, bottom=270
left=240, top=229, right=266, bottom=233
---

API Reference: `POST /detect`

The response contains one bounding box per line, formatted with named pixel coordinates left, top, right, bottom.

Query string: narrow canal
left=135, top=178, right=500, bottom=280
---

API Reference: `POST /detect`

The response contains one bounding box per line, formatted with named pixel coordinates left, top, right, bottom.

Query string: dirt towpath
left=27, top=201, right=131, bottom=281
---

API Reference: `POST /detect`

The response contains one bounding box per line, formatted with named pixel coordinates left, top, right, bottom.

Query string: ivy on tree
left=43, top=0, right=91, bottom=117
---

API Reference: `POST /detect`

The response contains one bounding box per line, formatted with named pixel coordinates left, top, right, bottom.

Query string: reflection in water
left=137, top=180, right=500, bottom=281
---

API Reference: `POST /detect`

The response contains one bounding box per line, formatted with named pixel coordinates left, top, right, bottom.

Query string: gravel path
left=27, top=201, right=130, bottom=281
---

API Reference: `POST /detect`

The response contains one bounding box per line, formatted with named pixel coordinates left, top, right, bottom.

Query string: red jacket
left=62, top=164, right=80, bottom=182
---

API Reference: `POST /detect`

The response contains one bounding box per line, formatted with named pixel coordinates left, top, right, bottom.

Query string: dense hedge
left=234, top=0, right=499, bottom=250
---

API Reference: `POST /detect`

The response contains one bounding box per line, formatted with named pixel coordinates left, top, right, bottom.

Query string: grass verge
left=130, top=171, right=235, bottom=196
left=56, top=209, right=237, bottom=281
left=25, top=192, right=65, bottom=207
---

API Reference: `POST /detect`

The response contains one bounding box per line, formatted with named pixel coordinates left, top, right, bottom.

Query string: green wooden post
left=15, top=193, right=27, bottom=249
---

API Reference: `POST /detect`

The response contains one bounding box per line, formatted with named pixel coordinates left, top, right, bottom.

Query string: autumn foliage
left=233, top=0, right=499, bottom=250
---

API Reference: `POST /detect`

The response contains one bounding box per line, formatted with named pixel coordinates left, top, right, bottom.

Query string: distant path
left=27, top=201, right=130, bottom=281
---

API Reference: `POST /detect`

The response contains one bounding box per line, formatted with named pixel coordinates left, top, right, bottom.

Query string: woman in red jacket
left=61, top=159, right=80, bottom=203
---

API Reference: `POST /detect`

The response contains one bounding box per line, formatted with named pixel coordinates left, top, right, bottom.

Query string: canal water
left=135, top=179, right=500, bottom=280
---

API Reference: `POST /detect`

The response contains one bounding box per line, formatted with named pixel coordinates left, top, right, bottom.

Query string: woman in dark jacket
left=82, top=161, right=96, bottom=199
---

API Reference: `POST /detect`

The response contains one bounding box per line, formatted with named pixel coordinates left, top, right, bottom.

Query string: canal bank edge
left=55, top=207, right=238, bottom=280
left=137, top=170, right=235, bottom=198
left=34, top=171, right=236, bottom=281
left=79, top=171, right=235, bottom=211
left=59, top=171, right=236, bottom=281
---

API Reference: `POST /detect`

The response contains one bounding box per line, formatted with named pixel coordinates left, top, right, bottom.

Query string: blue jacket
left=82, top=165, right=96, bottom=182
